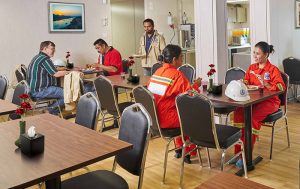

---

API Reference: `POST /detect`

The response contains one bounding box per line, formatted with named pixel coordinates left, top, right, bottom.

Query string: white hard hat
left=53, top=59, right=65, bottom=67
left=225, top=80, right=250, bottom=101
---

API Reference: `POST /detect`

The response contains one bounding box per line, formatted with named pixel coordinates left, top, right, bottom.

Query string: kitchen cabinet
left=236, top=7, right=247, bottom=22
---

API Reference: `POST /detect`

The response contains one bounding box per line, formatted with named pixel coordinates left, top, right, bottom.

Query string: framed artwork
left=49, top=2, right=85, bottom=32
left=296, top=0, right=300, bottom=28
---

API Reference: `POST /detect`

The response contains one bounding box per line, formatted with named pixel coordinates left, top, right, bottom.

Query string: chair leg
left=179, top=145, right=186, bottom=189
left=220, top=150, right=226, bottom=171
left=240, top=141, right=248, bottom=178
left=270, top=124, right=275, bottom=160
left=162, top=139, right=172, bottom=184
left=206, top=148, right=211, bottom=168
left=285, top=117, right=291, bottom=148
left=197, top=147, right=203, bottom=167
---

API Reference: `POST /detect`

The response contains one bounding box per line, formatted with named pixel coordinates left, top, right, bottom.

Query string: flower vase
left=127, top=69, right=133, bottom=82
left=15, top=120, right=26, bottom=148
left=207, top=78, right=214, bottom=93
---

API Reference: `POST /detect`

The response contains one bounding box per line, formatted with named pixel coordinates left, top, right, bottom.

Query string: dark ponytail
left=160, top=44, right=182, bottom=64
left=255, top=41, right=275, bottom=57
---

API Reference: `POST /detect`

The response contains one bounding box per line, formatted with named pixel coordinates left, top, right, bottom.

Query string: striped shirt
left=27, top=52, right=58, bottom=94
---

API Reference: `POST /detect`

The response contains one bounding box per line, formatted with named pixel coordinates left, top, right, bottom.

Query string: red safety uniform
left=147, top=63, right=200, bottom=155
left=99, top=47, right=123, bottom=76
left=234, top=60, right=285, bottom=154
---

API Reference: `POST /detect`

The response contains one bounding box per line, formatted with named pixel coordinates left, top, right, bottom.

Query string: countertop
left=228, top=43, right=251, bottom=49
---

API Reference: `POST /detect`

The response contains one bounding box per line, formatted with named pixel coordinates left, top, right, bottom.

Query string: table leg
left=45, top=177, right=61, bottom=189
left=236, top=105, right=263, bottom=176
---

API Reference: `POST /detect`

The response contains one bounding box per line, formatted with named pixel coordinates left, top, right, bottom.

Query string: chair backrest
left=20, top=64, right=27, bottom=79
left=151, top=63, right=162, bottom=75
left=279, top=72, right=289, bottom=114
left=283, top=57, right=300, bottom=84
left=75, top=92, right=100, bottom=130
left=0, top=75, right=9, bottom=100
left=225, top=67, right=246, bottom=84
left=178, top=64, right=195, bottom=83
left=94, top=76, right=120, bottom=116
left=12, top=80, right=29, bottom=105
left=116, top=103, right=151, bottom=177
left=15, top=69, right=25, bottom=83
left=132, top=86, right=161, bottom=137
left=176, top=92, right=220, bottom=149
left=122, top=59, right=129, bottom=74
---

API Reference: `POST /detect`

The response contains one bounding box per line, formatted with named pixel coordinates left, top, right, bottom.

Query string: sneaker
left=235, top=159, right=243, bottom=169
left=184, top=155, right=192, bottom=164
left=174, top=149, right=182, bottom=159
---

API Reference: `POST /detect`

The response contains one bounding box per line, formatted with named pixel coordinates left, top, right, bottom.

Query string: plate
left=247, top=85, right=259, bottom=90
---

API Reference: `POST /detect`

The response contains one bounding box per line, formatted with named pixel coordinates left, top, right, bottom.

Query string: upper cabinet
left=227, top=5, right=247, bottom=23
left=236, top=7, right=247, bottom=22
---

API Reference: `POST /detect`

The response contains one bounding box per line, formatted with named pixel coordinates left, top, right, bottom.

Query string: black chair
left=214, top=67, right=246, bottom=124
left=261, top=72, right=290, bottom=160
left=178, top=64, right=195, bottom=83
left=9, top=80, right=29, bottom=120
left=132, top=86, right=160, bottom=138
left=151, top=63, right=162, bottom=75
left=94, top=76, right=133, bottom=132
left=283, top=57, right=300, bottom=101
left=176, top=92, right=247, bottom=188
left=62, top=103, right=151, bottom=189
left=15, top=68, right=26, bottom=83
left=0, top=75, right=8, bottom=100
left=75, top=92, right=100, bottom=130
left=132, top=86, right=181, bottom=184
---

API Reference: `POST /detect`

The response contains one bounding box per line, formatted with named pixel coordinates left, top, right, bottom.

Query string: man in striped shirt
left=27, top=41, right=68, bottom=115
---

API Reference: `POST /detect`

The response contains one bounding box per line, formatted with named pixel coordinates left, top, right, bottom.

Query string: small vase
left=129, top=69, right=133, bottom=77
left=15, top=120, right=26, bottom=148
left=207, top=78, right=214, bottom=93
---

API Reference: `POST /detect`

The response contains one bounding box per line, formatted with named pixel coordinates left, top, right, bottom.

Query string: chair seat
left=213, top=102, right=236, bottom=114
left=62, top=170, right=129, bottom=189
left=262, top=109, right=283, bottom=123
left=191, top=124, right=241, bottom=149
left=160, top=128, right=181, bottom=138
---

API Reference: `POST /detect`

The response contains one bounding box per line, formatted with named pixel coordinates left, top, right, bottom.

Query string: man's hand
left=193, top=77, right=202, bottom=86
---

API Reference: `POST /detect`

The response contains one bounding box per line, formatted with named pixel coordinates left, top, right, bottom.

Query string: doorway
left=111, top=0, right=145, bottom=75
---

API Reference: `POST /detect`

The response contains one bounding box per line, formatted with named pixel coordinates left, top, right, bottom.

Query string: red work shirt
left=244, top=60, right=285, bottom=105
left=103, top=47, right=123, bottom=76
left=147, top=64, right=200, bottom=129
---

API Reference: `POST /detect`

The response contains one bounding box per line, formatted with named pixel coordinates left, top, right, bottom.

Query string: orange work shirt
left=147, top=64, right=200, bottom=129
left=244, top=60, right=285, bottom=105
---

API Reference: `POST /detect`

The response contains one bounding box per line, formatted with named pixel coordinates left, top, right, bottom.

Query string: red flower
left=129, top=56, right=134, bottom=59
left=20, top=102, right=32, bottom=110
left=19, top=94, right=29, bottom=99
left=209, top=64, right=215, bottom=68
left=66, top=52, right=71, bottom=59
left=127, top=59, right=135, bottom=67
left=207, top=71, right=212, bottom=76
left=15, top=108, right=25, bottom=115
left=210, top=69, right=216, bottom=73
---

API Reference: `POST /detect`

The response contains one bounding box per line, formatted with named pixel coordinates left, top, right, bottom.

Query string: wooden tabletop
left=0, top=114, right=132, bottom=189
left=0, top=99, right=17, bottom=116
left=85, top=74, right=151, bottom=89
left=203, top=85, right=283, bottom=107
left=195, top=172, right=273, bottom=189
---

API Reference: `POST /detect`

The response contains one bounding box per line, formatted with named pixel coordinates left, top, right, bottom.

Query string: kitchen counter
left=228, top=44, right=251, bottom=68
left=228, top=43, right=251, bottom=49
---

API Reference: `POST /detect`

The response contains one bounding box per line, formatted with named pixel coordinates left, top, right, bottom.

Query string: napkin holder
left=211, top=84, right=223, bottom=95
left=127, top=75, right=140, bottom=84
left=20, top=133, right=44, bottom=156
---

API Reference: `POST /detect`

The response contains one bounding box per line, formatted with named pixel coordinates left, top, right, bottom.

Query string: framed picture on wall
left=296, top=0, right=300, bottom=28
left=49, top=2, right=85, bottom=32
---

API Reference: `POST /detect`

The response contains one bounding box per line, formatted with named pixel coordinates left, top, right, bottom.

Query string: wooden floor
left=3, top=96, right=299, bottom=189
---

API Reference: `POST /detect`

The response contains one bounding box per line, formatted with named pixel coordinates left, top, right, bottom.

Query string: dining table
left=0, top=113, right=132, bottom=189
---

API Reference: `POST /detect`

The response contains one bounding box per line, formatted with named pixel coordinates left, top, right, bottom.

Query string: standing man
left=135, top=18, right=166, bottom=76
left=89, top=38, right=123, bottom=76
left=27, top=41, right=68, bottom=115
